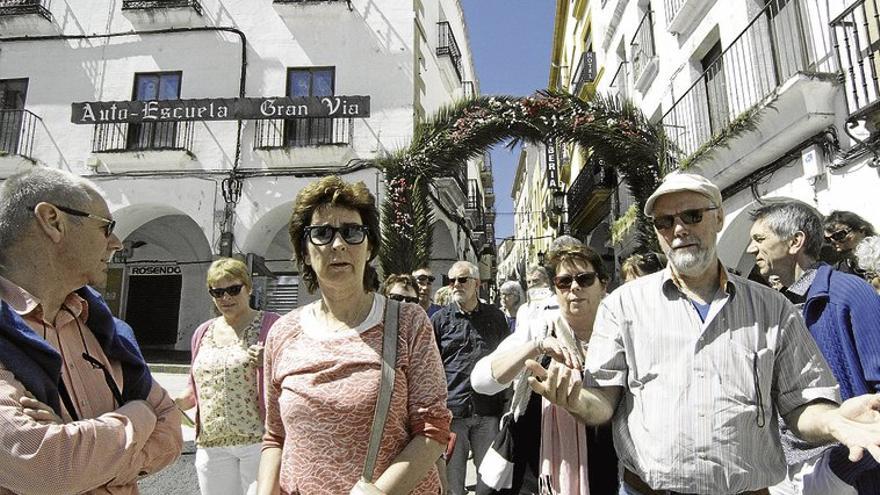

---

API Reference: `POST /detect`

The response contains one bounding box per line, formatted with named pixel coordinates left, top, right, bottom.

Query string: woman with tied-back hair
left=471, top=236, right=619, bottom=495
left=256, top=176, right=451, bottom=495
left=175, top=257, right=280, bottom=495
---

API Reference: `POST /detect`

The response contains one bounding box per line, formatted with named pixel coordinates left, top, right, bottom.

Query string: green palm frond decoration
left=375, top=91, right=671, bottom=273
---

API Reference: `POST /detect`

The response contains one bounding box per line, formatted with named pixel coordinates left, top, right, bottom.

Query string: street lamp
left=551, top=187, right=566, bottom=215
left=537, top=251, right=545, bottom=265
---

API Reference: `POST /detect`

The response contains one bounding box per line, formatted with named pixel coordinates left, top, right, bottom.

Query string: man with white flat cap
left=525, top=172, right=880, bottom=495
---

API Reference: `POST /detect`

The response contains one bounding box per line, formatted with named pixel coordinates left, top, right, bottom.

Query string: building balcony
left=121, top=0, right=204, bottom=27
left=480, top=152, right=493, bottom=187
left=91, top=121, right=195, bottom=171
left=660, top=0, right=840, bottom=190
left=831, top=0, right=880, bottom=126
left=567, top=158, right=615, bottom=236
left=631, top=10, right=659, bottom=93
left=462, top=81, right=476, bottom=99
left=254, top=117, right=354, bottom=167
left=0, top=109, right=41, bottom=176
left=571, top=51, right=597, bottom=97
left=483, top=185, right=495, bottom=207
left=465, top=179, right=484, bottom=231
left=0, top=0, right=55, bottom=35
left=437, top=21, right=464, bottom=82
left=664, top=0, right=712, bottom=36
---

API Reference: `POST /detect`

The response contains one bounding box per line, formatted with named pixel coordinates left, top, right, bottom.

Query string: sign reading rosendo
left=70, top=95, right=371, bottom=124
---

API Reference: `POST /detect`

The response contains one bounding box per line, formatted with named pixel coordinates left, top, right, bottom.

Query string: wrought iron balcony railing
left=0, top=109, right=40, bottom=160
left=661, top=0, right=833, bottom=159
left=463, top=80, right=476, bottom=99
left=122, top=0, right=202, bottom=13
left=831, top=0, right=880, bottom=120
left=92, top=121, right=194, bottom=153
left=631, top=10, right=656, bottom=84
left=254, top=117, right=352, bottom=149
left=664, top=0, right=686, bottom=26
left=437, top=21, right=464, bottom=81
left=566, top=158, right=615, bottom=217
left=0, top=0, right=51, bottom=17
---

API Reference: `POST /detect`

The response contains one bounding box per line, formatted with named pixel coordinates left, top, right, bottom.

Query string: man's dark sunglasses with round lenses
left=450, top=276, right=473, bottom=285
left=305, top=224, right=369, bottom=246
left=553, top=272, right=598, bottom=290
left=650, top=207, right=718, bottom=230
left=35, top=204, right=116, bottom=237
left=208, top=284, right=244, bottom=298
left=824, top=229, right=851, bottom=243
left=416, top=275, right=436, bottom=283
left=388, top=294, right=420, bottom=304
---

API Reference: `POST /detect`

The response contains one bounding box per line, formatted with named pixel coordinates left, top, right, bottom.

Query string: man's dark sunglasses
left=208, top=284, right=244, bottom=298
left=305, top=224, right=369, bottom=246
left=416, top=275, right=436, bottom=283
left=651, top=207, right=718, bottom=230
left=553, top=272, right=598, bottom=290
left=388, top=294, right=420, bottom=304
left=824, top=229, right=851, bottom=242
left=37, top=204, right=116, bottom=237
left=450, top=276, right=473, bottom=285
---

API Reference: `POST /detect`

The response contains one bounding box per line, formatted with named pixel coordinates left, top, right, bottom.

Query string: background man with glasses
left=0, top=168, right=182, bottom=494
left=527, top=172, right=880, bottom=495
left=413, top=266, right=442, bottom=317
left=748, top=200, right=880, bottom=494
left=431, top=260, right=508, bottom=495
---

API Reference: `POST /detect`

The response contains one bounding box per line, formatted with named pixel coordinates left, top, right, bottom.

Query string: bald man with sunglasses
left=527, top=172, right=880, bottom=495
left=0, top=168, right=182, bottom=494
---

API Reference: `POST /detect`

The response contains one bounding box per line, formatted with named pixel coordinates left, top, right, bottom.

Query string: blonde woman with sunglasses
left=175, top=258, right=280, bottom=495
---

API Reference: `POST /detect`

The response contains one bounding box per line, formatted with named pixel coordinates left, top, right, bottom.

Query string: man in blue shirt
left=431, top=260, right=508, bottom=495
left=749, top=200, right=880, bottom=494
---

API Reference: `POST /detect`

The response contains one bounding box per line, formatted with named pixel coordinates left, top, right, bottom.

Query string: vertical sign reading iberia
left=545, top=138, right=559, bottom=190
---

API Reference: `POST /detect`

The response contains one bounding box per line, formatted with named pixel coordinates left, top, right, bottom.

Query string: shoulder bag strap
left=362, top=298, right=400, bottom=482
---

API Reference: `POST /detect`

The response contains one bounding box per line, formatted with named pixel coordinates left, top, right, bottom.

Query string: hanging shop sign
left=545, top=138, right=559, bottom=190
left=71, top=95, right=371, bottom=124
left=129, top=264, right=182, bottom=276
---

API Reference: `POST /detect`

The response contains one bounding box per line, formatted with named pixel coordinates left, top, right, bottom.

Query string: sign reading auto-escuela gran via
left=70, top=95, right=370, bottom=124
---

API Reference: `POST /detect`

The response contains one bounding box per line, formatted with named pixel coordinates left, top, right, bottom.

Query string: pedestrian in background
left=257, top=176, right=450, bottom=495
left=175, top=258, right=280, bottom=495
left=855, top=235, right=880, bottom=294
left=434, top=285, right=453, bottom=307
left=823, top=210, right=876, bottom=277
left=413, top=266, right=443, bottom=317
left=498, top=280, right=525, bottom=333
left=432, top=260, right=509, bottom=495
left=620, top=251, right=666, bottom=282
left=383, top=273, right=421, bottom=304
left=472, top=236, right=619, bottom=494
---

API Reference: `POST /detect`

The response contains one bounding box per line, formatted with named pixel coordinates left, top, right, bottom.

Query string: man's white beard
left=452, top=292, right=465, bottom=305
left=667, top=241, right=716, bottom=277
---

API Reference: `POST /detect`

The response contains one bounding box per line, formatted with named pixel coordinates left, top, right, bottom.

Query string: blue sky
left=460, top=0, right=556, bottom=240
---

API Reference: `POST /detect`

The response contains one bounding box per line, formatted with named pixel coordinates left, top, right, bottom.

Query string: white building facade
left=0, top=0, right=490, bottom=352
left=586, top=0, right=880, bottom=274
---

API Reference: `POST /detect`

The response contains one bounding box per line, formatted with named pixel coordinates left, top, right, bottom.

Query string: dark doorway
left=126, top=274, right=182, bottom=347
left=701, top=42, right=729, bottom=135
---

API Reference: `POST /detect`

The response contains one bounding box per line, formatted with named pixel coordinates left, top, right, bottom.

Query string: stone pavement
left=141, top=370, right=477, bottom=494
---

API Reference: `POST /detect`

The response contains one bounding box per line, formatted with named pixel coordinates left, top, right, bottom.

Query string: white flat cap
left=644, top=172, right=722, bottom=216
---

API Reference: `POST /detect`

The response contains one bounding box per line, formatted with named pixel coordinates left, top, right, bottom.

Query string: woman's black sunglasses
left=824, top=229, right=851, bottom=242
left=209, top=284, right=244, bottom=298
left=553, top=272, right=598, bottom=290
left=388, top=294, right=420, bottom=304
left=305, top=224, right=369, bottom=246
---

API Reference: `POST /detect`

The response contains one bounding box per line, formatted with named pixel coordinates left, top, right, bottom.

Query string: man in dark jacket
left=432, top=260, right=508, bottom=495
left=749, top=200, right=880, bottom=494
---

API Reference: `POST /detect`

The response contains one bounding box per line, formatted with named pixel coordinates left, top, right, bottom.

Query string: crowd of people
left=0, top=167, right=879, bottom=495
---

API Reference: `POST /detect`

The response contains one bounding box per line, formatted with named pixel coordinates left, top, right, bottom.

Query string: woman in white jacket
left=471, top=236, right=618, bottom=495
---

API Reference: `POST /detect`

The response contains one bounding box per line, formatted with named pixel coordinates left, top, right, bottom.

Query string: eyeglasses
left=415, top=275, right=436, bottom=284
left=41, top=204, right=116, bottom=237
left=553, top=272, right=598, bottom=290
left=305, top=224, right=369, bottom=246
left=388, top=294, right=420, bottom=304
left=650, top=207, right=718, bottom=230
left=208, top=284, right=244, bottom=298
left=450, top=276, right=473, bottom=285
left=824, top=228, right=851, bottom=243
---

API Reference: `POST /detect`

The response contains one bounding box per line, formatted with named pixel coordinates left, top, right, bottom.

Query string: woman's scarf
left=538, top=316, right=590, bottom=495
